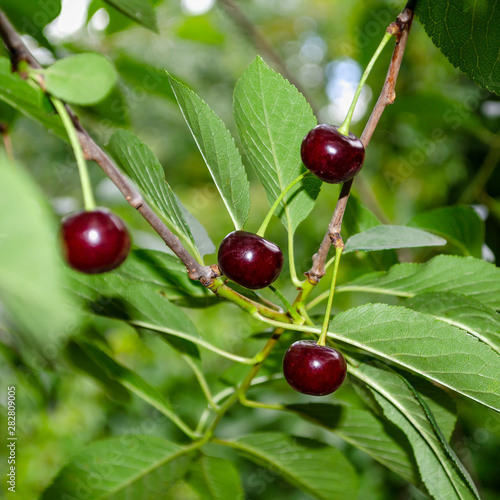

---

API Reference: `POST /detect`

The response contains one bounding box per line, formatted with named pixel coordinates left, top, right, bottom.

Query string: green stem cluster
left=337, top=30, right=393, bottom=136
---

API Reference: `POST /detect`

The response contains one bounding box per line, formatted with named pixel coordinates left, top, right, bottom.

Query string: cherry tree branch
left=305, top=5, right=414, bottom=283
left=0, top=10, right=215, bottom=283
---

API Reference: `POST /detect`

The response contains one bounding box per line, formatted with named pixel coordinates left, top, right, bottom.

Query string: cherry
left=61, top=208, right=131, bottom=274
left=300, top=124, right=365, bottom=184
left=283, top=340, right=347, bottom=396
left=217, top=230, right=284, bottom=290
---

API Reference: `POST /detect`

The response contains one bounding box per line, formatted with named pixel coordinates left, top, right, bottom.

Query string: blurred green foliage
left=0, top=0, right=499, bottom=498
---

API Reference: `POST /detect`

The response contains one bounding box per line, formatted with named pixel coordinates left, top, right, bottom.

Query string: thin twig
left=217, top=0, right=317, bottom=113
left=305, top=5, right=414, bottom=283
left=0, top=10, right=215, bottom=282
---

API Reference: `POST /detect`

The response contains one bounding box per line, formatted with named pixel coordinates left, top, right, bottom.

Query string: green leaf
left=108, top=129, right=213, bottom=259
left=66, top=270, right=201, bottom=359
left=233, top=56, right=321, bottom=234
left=343, top=194, right=382, bottom=235
left=352, top=362, right=479, bottom=500
left=168, top=74, right=250, bottom=230
left=117, top=249, right=215, bottom=307
left=65, top=341, right=131, bottom=403
left=225, top=433, right=358, bottom=500
left=0, top=57, right=66, bottom=138
left=1, top=0, right=61, bottom=49
left=338, top=255, right=500, bottom=310
left=176, top=15, right=225, bottom=45
left=407, top=376, right=458, bottom=444
left=78, top=341, right=194, bottom=435
left=177, top=198, right=216, bottom=258
left=407, top=206, right=484, bottom=258
left=328, top=303, right=500, bottom=412
left=343, top=225, right=446, bottom=253
left=403, top=292, right=500, bottom=355
left=114, top=56, right=176, bottom=102
left=103, top=0, right=158, bottom=32
left=415, top=0, right=500, bottom=94
left=0, top=155, right=78, bottom=350
left=343, top=195, right=398, bottom=269
left=186, top=455, right=244, bottom=500
left=42, top=53, right=117, bottom=106
left=41, top=435, right=191, bottom=499
left=287, top=403, right=418, bottom=483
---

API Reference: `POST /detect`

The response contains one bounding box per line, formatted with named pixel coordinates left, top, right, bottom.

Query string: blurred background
left=0, top=0, right=499, bottom=498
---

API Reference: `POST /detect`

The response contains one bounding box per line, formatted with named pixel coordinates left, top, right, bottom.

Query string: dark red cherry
left=300, top=124, right=365, bottom=183
left=217, top=230, right=284, bottom=290
left=283, top=340, right=347, bottom=396
left=61, top=208, right=131, bottom=274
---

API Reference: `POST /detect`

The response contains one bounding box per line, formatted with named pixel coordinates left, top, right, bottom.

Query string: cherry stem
left=268, top=285, right=305, bottom=324
left=256, top=171, right=310, bottom=238
left=51, top=97, right=96, bottom=211
left=317, top=246, right=343, bottom=346
left=338, top=31, right=394, bottom=137
left=305, top=5, right=414, bottom=283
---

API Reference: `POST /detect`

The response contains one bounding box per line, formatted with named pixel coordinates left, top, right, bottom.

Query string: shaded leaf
left=67, top=270, right=201, bottom=359
left=226, top=432, right=358, bottom=500
left=117, top=249, right=215, bottom=307
left=103, top=0, right=158, bottom=32
left=42, top=53, right=117, bottom=106
left=1, top=0, right=61, bottom=49
left=65, top=340, right=131, bottom=403
left=344, top=225, right=446, bottom=253
left=352, top=362, right=479, bottom=500
left=338, top=255, right=500, bottom=310
left=407, top=206, right=484, bottom=258
left=187, top=455, right=244, bottom=500
left=41, top=435, right=190, bottom=499
left=415, top=0, right=500, bottom=94
left=234, top=56, right=321, bottom=234
left=169, top=74, right=250, bottom=230
left=287, top=403, right=417, bottom=483
left=78, top=341, right=194, bottom=435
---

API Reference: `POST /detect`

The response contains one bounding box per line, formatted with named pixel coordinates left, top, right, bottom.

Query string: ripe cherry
left=283, top=340, right=347, bottom=396
left=61, top=208, right=131, bottom=274
left=300, top=124, right=365, bottom=184
left=217, top=230, right=284, bottom=290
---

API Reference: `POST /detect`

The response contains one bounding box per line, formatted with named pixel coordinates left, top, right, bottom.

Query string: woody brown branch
left=0, top=10, right=215, bottom=282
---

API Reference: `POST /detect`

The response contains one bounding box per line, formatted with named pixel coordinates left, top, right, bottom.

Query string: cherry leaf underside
left=328, top=303, right=500, bottom=412
left=41, top=435, right=190, bottom=499
left=168, top=74, right=250, bottom=230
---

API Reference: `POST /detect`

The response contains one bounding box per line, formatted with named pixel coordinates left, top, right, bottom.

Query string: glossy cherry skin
left=283, top=340, right=347, bottom=396
left=300, top=124, right=365, bottom=184
left=217, top=230, right=284, bottom=290
left=61, top=208, right=131, bottom=274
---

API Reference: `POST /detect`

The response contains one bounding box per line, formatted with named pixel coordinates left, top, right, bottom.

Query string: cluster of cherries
left=61, top=124, right=364, bottom=397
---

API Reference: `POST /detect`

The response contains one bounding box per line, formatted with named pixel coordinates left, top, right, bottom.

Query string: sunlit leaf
left=344, top=225, right=446, bottom=253
left=234, top=56, right=321, bottom=234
